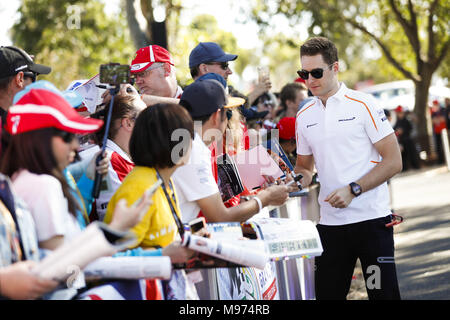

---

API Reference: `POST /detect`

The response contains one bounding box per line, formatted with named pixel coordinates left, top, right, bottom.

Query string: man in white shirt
left=294, top=37, right=402, bottom=300
left=172, top=79, right=289, bottom=224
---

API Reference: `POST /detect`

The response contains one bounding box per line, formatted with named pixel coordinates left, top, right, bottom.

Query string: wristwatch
left=349, top=182, right=362, bottom=197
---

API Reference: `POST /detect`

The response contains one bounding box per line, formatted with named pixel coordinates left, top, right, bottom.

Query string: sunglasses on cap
left=205, top=61, right=229, bottom=70
left=297, top=63, right=335, bottom=80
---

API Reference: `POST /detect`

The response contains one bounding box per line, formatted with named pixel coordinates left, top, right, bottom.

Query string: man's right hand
left=298, top=170, right=313, bottom=188
left=101, top=84, right=139, bottom=104
left=259, top=184, right=289, bottom=207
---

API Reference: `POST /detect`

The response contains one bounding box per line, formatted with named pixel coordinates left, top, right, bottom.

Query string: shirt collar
left=330, top=82, right=348, bottom=102
left=106, top=139, right=133, bottom=163
left=174, top=85, right=183, bottom=99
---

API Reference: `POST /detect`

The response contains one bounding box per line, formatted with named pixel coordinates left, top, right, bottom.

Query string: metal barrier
left=442, top=128, right=450, bottom=171
left=195, top=183, right=321, bottom=300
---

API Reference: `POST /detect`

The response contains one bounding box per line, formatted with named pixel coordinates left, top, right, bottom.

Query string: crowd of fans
left=0, top=38, right=448, bottom=300
left=0, top=42, right=303, bottom=300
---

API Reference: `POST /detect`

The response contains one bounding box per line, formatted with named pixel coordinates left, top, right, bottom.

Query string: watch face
left=351, top=183, right=362, bottom=196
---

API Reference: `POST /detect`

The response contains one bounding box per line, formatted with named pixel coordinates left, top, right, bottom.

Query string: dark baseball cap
left=195, top=73, right=245, bottom=109
left=0, top=46, right=51, bottom=79
left=180, top=79, right=231, bottom=118
left=240, top=106, right=269, bottom=121
left=189, top=42, right=237, bottom=68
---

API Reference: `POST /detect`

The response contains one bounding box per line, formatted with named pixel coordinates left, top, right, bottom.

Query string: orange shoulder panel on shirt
left=296, top=101, right=316, bottom=120
left=344, top=95, right=378, bottom=131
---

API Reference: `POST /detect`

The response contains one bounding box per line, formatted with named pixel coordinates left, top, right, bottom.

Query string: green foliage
left=172, top=14, right=256, bottom=88
left=12, top=0, right=135, bottom=90
left=249, top=0, right=449, bottom=86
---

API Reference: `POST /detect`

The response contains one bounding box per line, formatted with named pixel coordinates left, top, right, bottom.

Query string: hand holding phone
left=188, top=217, right=210, bottom=237
left=108, top=180, right=161, bottom=232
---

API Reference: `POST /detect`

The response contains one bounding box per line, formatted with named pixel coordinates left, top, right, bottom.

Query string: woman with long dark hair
left=1, top=84, right=149, bottom=250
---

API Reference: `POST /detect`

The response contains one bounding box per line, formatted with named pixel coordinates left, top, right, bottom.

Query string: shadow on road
left=394, top=204, right=450, bottom=300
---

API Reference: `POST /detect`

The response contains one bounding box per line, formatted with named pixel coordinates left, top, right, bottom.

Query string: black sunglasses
left=53, top=129, right=76, bottom=143
left=226, top=109, right=233, bottom=120
left=23, top=71, right=37, bottom=83
left=219, top=108, right=233, bottom=120
left=297, top=63, right=335, bottom=80
left=205, top=61, right=229, bottom=70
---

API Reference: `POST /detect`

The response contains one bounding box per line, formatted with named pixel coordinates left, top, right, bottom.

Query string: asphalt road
left=390, top=165, right=450, bottom=300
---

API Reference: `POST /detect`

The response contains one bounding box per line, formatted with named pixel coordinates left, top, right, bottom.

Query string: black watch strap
left=349, top=182, right=362, bottom=197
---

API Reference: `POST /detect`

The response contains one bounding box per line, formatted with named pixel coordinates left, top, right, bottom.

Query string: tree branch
left=388, top=0, right=421, bottom=54
left=427, top=0, right=439, bottom=62
left=165, top=1, right=183, bottom=45
left=125, top=0, right=149, bottom=49
left=344, top=18, right=420, bottom=82
left=431, top=38, right=450, bottom=72
left=140, top=0, right=154, bottom=41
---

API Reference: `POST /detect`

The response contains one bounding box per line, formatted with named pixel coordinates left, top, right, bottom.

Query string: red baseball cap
left=130, top=45, right=174, bottom=73
left=6, top=88, right=103, bottom=135
left=277, top=117, right=296, bottom=140
left=395, top=105, right=404, bottom=113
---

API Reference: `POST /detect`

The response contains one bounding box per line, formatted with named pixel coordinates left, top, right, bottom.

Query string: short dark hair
left=0, top=75, right=14, bottom=91
left=129, top=103, right=194, bottom=169
left=300, top=37, right=339, bottom=65
left=190, top=65, right=200, bottom=79
left=280, top=82, right=307, bottom=108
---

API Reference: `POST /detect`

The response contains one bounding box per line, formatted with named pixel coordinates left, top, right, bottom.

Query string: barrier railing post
left=442, top=128, right=450, bottom=171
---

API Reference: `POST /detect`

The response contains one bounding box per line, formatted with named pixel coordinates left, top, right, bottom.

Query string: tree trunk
left=125, top=0, right=149, bottom=49
left=413, top=73, right=433, bottom=161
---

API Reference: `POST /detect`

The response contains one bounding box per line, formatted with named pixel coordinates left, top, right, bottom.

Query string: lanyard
left=67, top=172, right=90, bottom=226
left=155, top=170, right=184, bottom=238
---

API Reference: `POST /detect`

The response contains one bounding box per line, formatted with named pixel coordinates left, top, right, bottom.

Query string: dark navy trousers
left=315, top=215, right=401, bottom=300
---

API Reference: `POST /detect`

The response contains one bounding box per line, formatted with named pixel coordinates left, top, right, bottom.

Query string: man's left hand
left=324, top=186, right=355, bottom=209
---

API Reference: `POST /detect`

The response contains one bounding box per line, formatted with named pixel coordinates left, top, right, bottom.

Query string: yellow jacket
left=104, top=166, right=181, bottom=249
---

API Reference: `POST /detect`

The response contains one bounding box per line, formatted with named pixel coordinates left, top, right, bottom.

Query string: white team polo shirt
left=296, top=82, right=394, bottom=226
left=172, top=132, right=219, bottom=223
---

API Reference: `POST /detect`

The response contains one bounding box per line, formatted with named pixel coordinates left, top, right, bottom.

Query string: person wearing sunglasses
left=0, top=83, right=160, bottom=298
left=293, top=37, right=402, bottom=300
left=189, top=42, right=237, bottom=82
left=103, top=45, right=183, bottom=108
left=171, top=79, right=289, bottom=225
left=0, top=46, right=50, bottom=114
left=0, top=46, right=51, bottom=155
left=129, top=45, right=182, bottom=106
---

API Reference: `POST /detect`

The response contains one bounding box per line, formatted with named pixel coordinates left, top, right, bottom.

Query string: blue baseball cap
left=13, top=80, right=84, bottom=109
left=196, top=72, right=227, bottom=88
left=189, top=42, right=238, bottom=68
